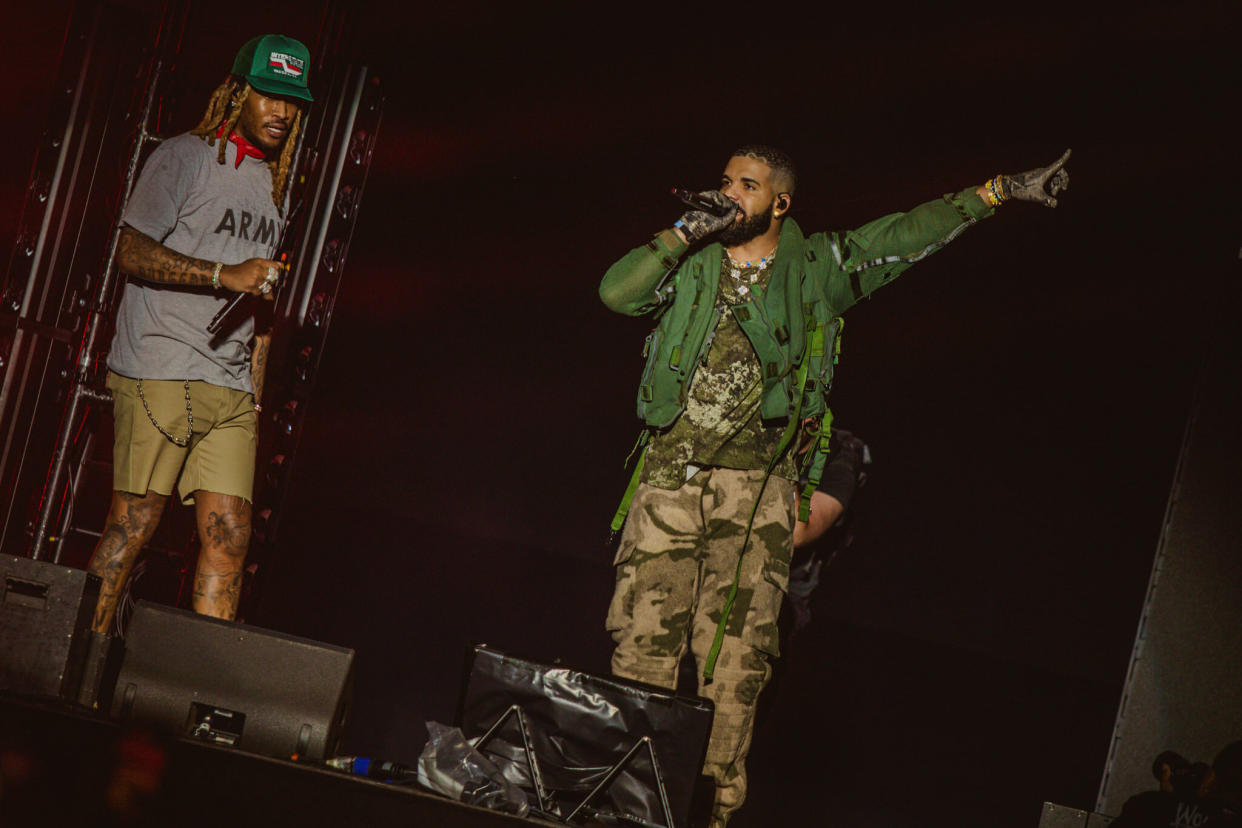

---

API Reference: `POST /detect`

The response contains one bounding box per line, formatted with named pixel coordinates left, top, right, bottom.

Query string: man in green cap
left=87, top=35, right=312, bottom=633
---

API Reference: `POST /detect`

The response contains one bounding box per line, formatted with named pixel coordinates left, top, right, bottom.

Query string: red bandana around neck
left=216, top=124, right=266, bottom=168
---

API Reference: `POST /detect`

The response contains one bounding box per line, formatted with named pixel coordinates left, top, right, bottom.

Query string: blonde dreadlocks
left=190, top=76, right=302, bottom=213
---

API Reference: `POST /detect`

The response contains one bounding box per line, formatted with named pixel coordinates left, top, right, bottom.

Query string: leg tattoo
left=87, top=491, right=167, bottom=633
left=193, top=493, right=251, bottom=620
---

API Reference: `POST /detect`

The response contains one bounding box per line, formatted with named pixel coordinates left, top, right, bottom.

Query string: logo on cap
left=268, top=52, right=305, bottom=78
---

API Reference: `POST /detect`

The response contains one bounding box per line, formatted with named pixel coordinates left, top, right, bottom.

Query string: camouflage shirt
left=643, top=254, right=800, bottom=489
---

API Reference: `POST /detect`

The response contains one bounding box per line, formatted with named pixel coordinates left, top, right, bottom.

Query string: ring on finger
left=260, top=282, right=272, bottom=295
left=265, top=267, right=278, bottom=283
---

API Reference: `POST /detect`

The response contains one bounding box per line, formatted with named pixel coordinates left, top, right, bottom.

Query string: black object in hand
left=671, top=187, right=733, bottom=217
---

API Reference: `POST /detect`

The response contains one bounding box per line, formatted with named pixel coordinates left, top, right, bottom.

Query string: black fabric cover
left=459, top=646, right=712, bottom=827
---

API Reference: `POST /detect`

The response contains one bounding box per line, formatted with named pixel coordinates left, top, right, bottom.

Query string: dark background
left=1, top=1, right=1237, bottom=825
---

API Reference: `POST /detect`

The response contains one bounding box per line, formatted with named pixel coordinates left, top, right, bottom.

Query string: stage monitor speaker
left=0, top=556, right=100, bottom=702
left=1039, top=801, right=1115, bottom=827
left=460, top=645, right=713, bottom=828
left=112, top=601, right=354, bottom=762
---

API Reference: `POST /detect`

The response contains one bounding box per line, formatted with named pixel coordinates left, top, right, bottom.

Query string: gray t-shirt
left=107, top=133, right=284, bottom=393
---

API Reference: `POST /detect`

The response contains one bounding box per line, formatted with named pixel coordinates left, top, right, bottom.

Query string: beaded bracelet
left=985, top=176, right=1007, bottom=207
left=211, top=262, right=224, bottom=289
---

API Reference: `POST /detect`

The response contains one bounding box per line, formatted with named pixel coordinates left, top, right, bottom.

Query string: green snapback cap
left=231, top=34, right=313, bottom=102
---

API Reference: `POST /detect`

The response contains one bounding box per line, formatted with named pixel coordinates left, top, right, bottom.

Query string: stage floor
left=0, top=697, right=544, bottom=828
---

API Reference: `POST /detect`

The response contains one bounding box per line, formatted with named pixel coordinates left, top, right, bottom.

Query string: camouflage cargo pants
left=606, top=468, right=795, bottom=827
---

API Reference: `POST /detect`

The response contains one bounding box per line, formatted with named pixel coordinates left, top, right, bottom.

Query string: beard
left=237, top=119, right=281, bottom=155
left=717, top=199, right=775, bottom=245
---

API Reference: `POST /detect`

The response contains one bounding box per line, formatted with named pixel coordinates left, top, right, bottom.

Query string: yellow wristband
left=985, top=176, right=1006, bottom=207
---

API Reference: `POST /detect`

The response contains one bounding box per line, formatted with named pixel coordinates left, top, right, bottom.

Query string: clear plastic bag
left=416, top=721, right=529, bottom=816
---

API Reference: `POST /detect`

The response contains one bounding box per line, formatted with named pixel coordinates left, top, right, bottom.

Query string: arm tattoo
left=118, top=226, right=217, bottom=286
left=251, top=333, right=271, bottom=406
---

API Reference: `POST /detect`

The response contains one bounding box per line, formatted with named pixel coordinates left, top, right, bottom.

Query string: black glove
left=675, top=190, right=737, bottom=243
left=999, top=148, right=1071, bottom=208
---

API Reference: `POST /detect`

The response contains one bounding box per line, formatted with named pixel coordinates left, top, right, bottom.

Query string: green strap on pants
left=798, top=409, right=833, bottom=522
left=702, top=340, right=817, bottom=682
left=609, top=430, right=651, bottom=536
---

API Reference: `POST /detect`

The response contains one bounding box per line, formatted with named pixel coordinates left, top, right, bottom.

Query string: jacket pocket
left=635, top=328, right=661, bottom=416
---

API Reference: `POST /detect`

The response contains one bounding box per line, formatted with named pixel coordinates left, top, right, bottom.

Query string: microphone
left=206, top=255, right=286, bottom=334
left=206, top=197, right=302, bottom=335
left=671, top=187, right=734, bottom=217
left=325, top=755, right=419, bottom=781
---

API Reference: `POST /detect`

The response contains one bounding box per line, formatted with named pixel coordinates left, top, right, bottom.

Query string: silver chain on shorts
left=136, top=379, right=194, bottom=447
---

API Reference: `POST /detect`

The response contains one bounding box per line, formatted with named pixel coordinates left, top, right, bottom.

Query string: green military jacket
left=600, top=187, right=995, bottom=431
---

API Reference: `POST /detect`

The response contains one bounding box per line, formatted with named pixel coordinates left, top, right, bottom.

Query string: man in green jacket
left=600, top=144, right=1070, bottom=826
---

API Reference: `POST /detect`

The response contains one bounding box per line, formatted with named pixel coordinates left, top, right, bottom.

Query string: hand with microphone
left=206, top=255, right=287, bottom=334
left=672, top=188, right=737, bottom=244
left=220, top=257, right=285, bottom=300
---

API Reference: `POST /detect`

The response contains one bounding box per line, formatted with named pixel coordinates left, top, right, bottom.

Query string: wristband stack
left=984, top=176, right=1008, bottom=207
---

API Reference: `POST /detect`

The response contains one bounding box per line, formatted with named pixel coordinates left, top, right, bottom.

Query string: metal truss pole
left=32, top=60, right=167, bottom=563
left=0, top=1, right=178, bottom=559
left=22, top=1, right=190, bottom=562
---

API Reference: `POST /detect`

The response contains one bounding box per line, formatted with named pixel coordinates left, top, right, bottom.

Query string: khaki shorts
left=108, top=372, right=257, bottom=505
